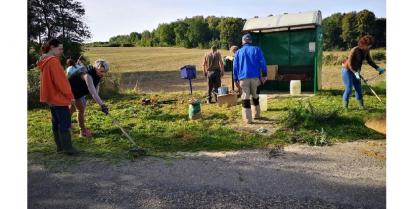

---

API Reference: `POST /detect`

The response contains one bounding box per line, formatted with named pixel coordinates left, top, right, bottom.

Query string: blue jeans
left=50, top=106, right=72, bottom=133
left=342, top=67, right=363, bottom=104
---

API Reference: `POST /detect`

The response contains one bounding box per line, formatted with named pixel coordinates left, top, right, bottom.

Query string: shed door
left=289, top=29, right=316, bottom=65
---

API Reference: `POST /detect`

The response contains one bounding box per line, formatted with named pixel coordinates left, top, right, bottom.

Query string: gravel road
left=28, top=140, right=386, bottom=209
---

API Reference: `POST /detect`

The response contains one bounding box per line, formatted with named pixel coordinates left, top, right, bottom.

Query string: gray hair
left=94, top=59, right=109, bottom=72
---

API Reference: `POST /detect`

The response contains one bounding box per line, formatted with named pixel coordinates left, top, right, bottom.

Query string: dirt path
left=28, top=140, right=385, bottom=209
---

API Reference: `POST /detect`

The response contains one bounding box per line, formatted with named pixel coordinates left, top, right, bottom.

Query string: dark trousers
left=50, top=106, right=72, bottom=133
left=207, top=70, right=221, bottom=101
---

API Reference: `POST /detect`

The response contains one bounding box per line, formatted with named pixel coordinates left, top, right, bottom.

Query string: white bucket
left=259, top=94, right=268, bottom=111
left=290, top=80, right=301, bottom=95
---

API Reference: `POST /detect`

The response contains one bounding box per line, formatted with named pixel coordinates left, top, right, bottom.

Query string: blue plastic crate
left=180, top=65, right=196, bottom=79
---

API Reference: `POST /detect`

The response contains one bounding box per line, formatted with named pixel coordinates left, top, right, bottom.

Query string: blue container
left=180, top=65, right=196, bottom=79
left=218, top=86, right=229, bottom=95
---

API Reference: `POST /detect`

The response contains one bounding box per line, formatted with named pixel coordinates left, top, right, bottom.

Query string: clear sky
left=81, top=0, right=386, bottom=42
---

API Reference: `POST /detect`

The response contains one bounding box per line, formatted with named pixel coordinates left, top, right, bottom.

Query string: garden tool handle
left=106, top=114, right=138, bottom=146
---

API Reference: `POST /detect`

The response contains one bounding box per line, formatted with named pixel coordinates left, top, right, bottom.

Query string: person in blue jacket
left=234, top=34, right=267, bottom=123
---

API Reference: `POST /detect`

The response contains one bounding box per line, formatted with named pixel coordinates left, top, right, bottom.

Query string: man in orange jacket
left=37, top=38, right=78, bottom=155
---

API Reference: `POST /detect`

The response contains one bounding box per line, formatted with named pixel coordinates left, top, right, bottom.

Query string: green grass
left=29, top=47, right=386, bottom=160
left=28, top=89, right=386, bottom=160
left=275, top=90, right=386, bottom=143
left=28, top=92, right=279, bottom=159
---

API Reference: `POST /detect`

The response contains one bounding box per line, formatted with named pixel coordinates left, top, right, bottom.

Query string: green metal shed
left=243, top=11, right=323, bottom=93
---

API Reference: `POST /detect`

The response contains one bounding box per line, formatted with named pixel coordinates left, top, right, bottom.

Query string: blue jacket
left=233, top=44, right=267, bottom=82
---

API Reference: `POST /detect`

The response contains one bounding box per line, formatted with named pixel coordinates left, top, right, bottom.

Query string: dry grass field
left=84, top=47, right=386, bottom=92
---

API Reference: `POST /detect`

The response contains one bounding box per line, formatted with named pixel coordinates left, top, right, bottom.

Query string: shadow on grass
left=148, top=112, right=188, bottom=122
left=205, top=113, right=229, bottom=120
left=267, top=107, right=290, bottom=112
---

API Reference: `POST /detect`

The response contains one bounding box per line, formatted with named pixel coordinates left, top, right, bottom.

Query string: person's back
left=233, top=34, right=267, bottom=124
left=203, top=46, right=224, bottom=103
left=234, top=43, right=267, bottom=81
left=205, top=50, right=222, bottom=72
left=69, top=65, right=101, bottom=99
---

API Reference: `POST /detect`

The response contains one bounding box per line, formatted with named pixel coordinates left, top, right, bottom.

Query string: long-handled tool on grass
left=107, top=114, right=146, bottom=157
left=363, top=73, right=382, bottom=82
left=360, top=75, right=383, bottom=104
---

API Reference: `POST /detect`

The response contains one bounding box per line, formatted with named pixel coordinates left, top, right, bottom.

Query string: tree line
left=89, top=10, right=385, bottom=51
left=322, top=10, right=386, bottom=50
left=87, top=16, right=246, bottom=49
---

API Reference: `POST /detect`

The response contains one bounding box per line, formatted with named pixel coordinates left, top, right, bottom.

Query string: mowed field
left=84, top=47, right=386, bottom=92
left=85, top=47, right=231, bottom=92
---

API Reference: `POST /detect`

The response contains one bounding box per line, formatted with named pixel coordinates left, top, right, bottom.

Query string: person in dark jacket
left=341, top=35, right=385, bottom=108
left=69, top=59, right=110, bottom=137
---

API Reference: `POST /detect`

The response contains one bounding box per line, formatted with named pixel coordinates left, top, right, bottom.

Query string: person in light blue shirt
left=234, top=34, right=267, bottom=123
left=66, top=57, right=86, bottom=78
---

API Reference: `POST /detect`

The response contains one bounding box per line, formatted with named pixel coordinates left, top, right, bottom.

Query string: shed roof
left=243, top=11, right=322, bottom=32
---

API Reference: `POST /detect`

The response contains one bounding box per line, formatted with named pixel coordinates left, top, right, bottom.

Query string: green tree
left=356, top=9, right=376, bottom=36
left=156, top=23, right=176, bottom=46
left=139, top=30, right=153, bottom=47
left=322, top=13, right=343, bottom=50
left=28, top=0, right=91, bottom=66
left=109, top=35, right=131, bottom=45
left=187, top=16, right=210, bottom=48
left=207, top=16, right=221, bottom=41
left=129, top=32, right=141, bottom=44
left=218, top=17, right=244, bottom=49
left=341, top=12, right=359, bottom=49
left=174, top=20, right=190, bottom=48
left=373, top=18, right=386, bottom=48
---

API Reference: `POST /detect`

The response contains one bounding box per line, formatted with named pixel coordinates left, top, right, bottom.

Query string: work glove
left=377, top=67, right=385, bottom=75
left=101, top=104, right=109, bottom=115
left=354, top=72, right=361, bottom=80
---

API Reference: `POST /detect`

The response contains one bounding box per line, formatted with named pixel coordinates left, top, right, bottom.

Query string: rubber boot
left=242, top=108, right=252, bottom=124
left=59, top=131, right=79, bottom=155
left=251, top=97, right=261, bottom=119
left=358, top=100, right=366, bottom=110
left=343, top=101, right=349, bottom=109
left=251, top=105, right=261, bottom=119
left=52, top=130, right=63, bottom=153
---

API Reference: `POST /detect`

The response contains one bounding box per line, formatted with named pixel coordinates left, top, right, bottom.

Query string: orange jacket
left=37, top=55, right=74, bottom=106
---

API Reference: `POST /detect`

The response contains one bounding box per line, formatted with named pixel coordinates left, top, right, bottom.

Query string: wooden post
left=189, top=78, right=193, bottom=95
